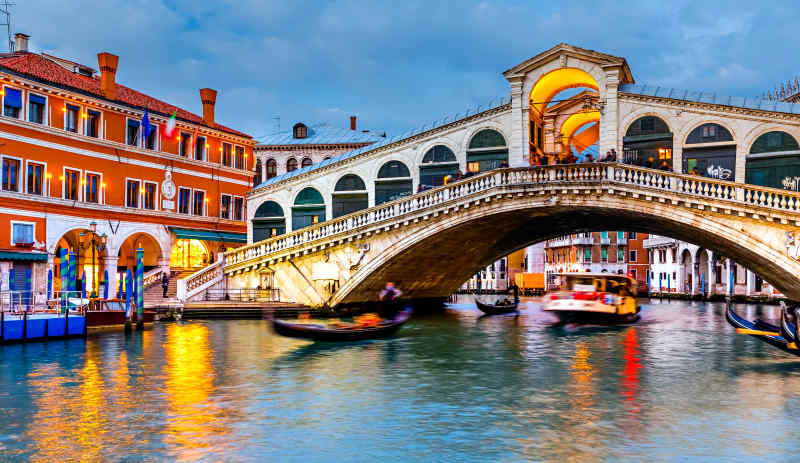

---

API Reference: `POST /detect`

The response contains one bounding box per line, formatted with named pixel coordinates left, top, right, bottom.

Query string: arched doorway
left=419, top=145, right=458, bottom=188
left=253, top=200, right=286, bottom=241
left=375, top=161, right=412, bottom=205
left=745, top=131, right=800, bottom=190
left=683, top=123, right=735, bottom=179
left=466, top=130, right=508, bottom=173
left=560, top=112, right=600, bottom=160
left=528, top=68, right=599, bottom=163
left=680, top=248, right=693, bottom=293
left=170, top=239, right=209, bottom=270
left=332, top=174, right=368, bottom=218
left=53, top=227, right=106, bottom=296
left=292, top=187, right=325, bottom=231
left=623, top=116, right=673, bottom=167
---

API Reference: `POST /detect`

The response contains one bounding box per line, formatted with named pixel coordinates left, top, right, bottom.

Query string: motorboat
left=543, top=273, right=640, bottom=323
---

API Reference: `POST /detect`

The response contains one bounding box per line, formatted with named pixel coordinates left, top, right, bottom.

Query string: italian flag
left=164, top=111, right=177, bottom=138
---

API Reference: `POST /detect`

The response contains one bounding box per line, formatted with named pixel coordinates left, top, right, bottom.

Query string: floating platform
left=180, top=302, right=311, bottom=320
left=1, top=313, right=86, bottom=343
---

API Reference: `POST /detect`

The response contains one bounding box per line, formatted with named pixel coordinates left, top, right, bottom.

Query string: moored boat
left=726, top=304, right=800, bottom=356
left=80, top=299, right=155, bottom=330
left=543, top=273, right=640, bottom=324
left=272, top=309, right=412, bottom=341
left=475, top=299, right=518, bottom=315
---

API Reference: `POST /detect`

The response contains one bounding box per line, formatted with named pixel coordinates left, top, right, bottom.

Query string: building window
left=601, top=248, right=608, bottom=263
left=220, top=194, right=231, bottom=219
left=584, top=248, right=591, bottom=263
left=195, top=136, right=206, bottom=161
left=222, top=143, right=232, bottom=167
left=193, top=190, right=205, bottom=216
left=629, top=250, right=637, bottom=262
left=28, top=93, right=46, bottom=124
left=235, top=146, right=245, bottom=169
left=301, top=157, right=313, bottom=168
left=86, top=110, right=100, bottom=138
left=630, top=269, right=637, bottom=280
left=617, top=248, right=624, bottom=262
left=64, top=169, right=80, bottom=200
left=143, top=182, right=157, bottom=210
left=266, top=158, right=277, bottom=179
left=179, top=132, right=191, bottom=157
left=293, top=123, right=307, bottom=139
left=2, top=157, right=20, bottom=192
left=286, top=158, right=298, bottom=172
left=126, top=180, right=140, bottom=208
left=65, top=104, right=79, bottom=133
left=85, top=172, right=100, bottom=203
left=11, top=222, right=33, bottom=245
left=145, top=125, right=158, bottom=150
left=629, top=232, right=636, bottom=239
left=127, top=120, right=140, bottom=146
left=233, top=197, right=244, bottom=221
left=617, top=231, right=625, bottom=240
left=601, top=231, right=608, bottom=239
left=178, top=187, right=190, bottom=214
left=3, top=87, right=21, bottom=118
left=26, top=162, right=44, bottom=195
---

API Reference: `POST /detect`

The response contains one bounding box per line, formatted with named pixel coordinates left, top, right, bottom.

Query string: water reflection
left=1, top=301, right=800, bottom=461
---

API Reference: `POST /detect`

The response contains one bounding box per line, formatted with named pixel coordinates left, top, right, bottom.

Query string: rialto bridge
left=178, top=43, right=800, bottom=306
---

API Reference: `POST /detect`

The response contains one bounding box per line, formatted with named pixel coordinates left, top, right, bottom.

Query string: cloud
left=13, top=0, right=800, bottom=139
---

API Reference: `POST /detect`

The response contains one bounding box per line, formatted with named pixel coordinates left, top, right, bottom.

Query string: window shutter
left=29, top=94, right=46, bottom=105
left=4, top=88, right=21, bottom=108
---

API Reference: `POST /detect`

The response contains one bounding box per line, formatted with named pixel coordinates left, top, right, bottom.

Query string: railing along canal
left=224, top=163, right=800, bottom=269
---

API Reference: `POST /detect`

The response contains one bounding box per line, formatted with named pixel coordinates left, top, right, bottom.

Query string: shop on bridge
left=682, top=123, right=736, bottom=180
left=332, top=174, right=368, bottom=218
left=745, top=131, right=800, bottom=191
left=252, top=201, right=286, bottom=241
left=375, top=161, right=413, bottom=205
left=419, top=145, right=459, bottom=189
left=292, top=187, right=326, bottom=231
left=466, top=129, right=508, bottom=173
left=622, top=116, right=673, bottom=168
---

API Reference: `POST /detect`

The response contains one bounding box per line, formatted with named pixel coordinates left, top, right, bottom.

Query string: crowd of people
left=531, top=148, right=619, bottom=166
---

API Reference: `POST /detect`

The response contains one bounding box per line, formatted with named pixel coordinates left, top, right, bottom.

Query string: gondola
left=780, top=302, right=800, bottom=344
left=475, top=299, right=518, bottom=315
left=271, top=309, right=412, bottom=342
left=725, top=304, right=800, bottom=356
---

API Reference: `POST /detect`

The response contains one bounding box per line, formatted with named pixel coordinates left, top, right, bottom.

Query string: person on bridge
left=161, top=273, right=169, bottom=298
left=659, top=159, right=671, bottom=171
left=583, top=153, right=595, bottom=163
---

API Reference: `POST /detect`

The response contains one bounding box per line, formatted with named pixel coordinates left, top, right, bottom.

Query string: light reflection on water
left=0, top=299, right=799, bottom=462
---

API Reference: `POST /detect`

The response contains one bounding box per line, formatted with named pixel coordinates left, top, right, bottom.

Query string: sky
left=13, top=0, right=800, bottom=141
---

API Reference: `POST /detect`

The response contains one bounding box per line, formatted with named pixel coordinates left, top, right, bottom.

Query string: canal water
left=1, top=298, right=800, bottom=462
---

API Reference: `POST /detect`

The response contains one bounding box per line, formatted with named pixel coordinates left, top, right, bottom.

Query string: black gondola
left=475, top=299, right=518, bottom=315
left=272, top=309, right=412, bottom=342
left=780, top=302, right=800, bottom=344
left=725, top=304, right=800, bottom=356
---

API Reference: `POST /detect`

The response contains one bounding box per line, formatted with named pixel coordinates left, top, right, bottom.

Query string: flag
left=164, top=110, right=177, bottom=137
left=142, top=107, right=154, bottom=141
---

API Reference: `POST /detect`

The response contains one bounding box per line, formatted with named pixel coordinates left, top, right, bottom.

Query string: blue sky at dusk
left=15, top=1, right=799, bottom=140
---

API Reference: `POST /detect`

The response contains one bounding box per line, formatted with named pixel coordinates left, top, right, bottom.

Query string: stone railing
left=143, top=268, right=164, bottom=288
left=176, top=259, right=224, bottom=302
left=227, top=163, right=800, bottom=270
left=643, top=236, right=678, bottom=248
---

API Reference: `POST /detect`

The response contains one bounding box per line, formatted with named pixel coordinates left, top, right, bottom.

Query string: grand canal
left=1, top=299, right=800, bottom=462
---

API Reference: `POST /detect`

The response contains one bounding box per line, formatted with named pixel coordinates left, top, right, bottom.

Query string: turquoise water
left=1, top=299, right=799, bottom=462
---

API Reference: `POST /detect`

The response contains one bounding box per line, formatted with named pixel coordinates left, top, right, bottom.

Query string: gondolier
left=379, top=281, right=402, bottom=317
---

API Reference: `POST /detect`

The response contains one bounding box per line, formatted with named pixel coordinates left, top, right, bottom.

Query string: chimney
left=350, top=116, right=356, bottom=131
left=14, top=33, right=29, bottom=52
left=200, top=88, right=217, bottom=127
left=97, top=52, right=119, bottom=100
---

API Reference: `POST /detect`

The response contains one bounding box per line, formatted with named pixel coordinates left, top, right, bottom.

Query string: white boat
left=543, top=273, right=640, bottom=323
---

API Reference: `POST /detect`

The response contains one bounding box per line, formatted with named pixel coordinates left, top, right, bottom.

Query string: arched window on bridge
left=375, top=161, right=412, bottom=205
left=253, top=200, right=286, bottom=241
left=683, top=123, right=736, bottom=180
left=266, top=158, right=277, bottom=179
left=467, top=129, right=507, bottom=174
left=301, top=157, right=313, bottom=168
left=622, top=116, right=672, bottom=167
left=333, top=174, right=368, bottom=218
left=292, top=187, right=326, bottom=231
left=746, top=131, right=800, bottom=191
left=419, top=145, right=458, bottom=188
left=286, top=158, right=298, bottom=173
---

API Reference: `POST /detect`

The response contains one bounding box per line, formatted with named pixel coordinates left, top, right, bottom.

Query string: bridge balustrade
left=223, top=163, right=800, bottom=271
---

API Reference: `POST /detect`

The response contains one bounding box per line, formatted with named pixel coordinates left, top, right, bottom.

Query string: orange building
left=0, top=34, right=255, bottom=300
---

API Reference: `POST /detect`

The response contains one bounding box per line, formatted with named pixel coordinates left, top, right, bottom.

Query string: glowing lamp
left=205, top=143, right=210, bottom=148
left=139, top=187, right=145, bottom=193
left=219, top=147, right=223, bottom=152
left=45, top=172, right=51, bottom=179
left=80, top=180, right=86, bottom=186
left=0, top=90, right=4, bottom=96
left=59, top=175, right=64, bottom=181
left=204, top=197, right=209, bottom=202
left=61, top=106, right=67, bottom=112
left=101, top=182, right=106, bottom=188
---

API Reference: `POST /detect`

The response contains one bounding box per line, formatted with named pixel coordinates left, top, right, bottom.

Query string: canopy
left=169, top=227, right=247, bottom=243
left=0, top=251, right=48, bottom=262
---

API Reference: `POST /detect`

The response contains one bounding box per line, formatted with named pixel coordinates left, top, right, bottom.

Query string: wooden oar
left=736, top=328, right=780, bottom=336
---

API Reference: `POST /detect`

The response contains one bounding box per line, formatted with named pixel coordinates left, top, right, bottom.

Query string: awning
left=169, top=227, right=247, bottom=243
left=0, top=250, right=49, bottom=262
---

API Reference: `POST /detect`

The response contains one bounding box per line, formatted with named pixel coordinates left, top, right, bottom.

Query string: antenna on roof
left=0, top=1, right=13, bottom=53
left=272, top=116, right=280, bottom=134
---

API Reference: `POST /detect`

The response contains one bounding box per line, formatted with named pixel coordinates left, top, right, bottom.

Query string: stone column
left=672, top=144, right=683, bottom=175
left=599, top=70, right=620, bottom=158
left=691, top=256, right=700, bottom=296
left=508, top=78, right=527, bottom=167
left=734, top=144, right=747, bottom=184
left=746, top=269, right=755, bottom=296
left=724, top=259, right=732, bottom=296
left=103, top=256, right=118, bottom=298
left=707, top=252, right=715, bottom=296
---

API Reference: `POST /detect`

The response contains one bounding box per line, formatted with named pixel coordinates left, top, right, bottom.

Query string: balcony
left=616, top=238, right=627, bottom=246
left=600, top=237, right=610, bottom=245
left=547, top=238, right=572, bottom=248
left=572, top=236, right=594, bottom=245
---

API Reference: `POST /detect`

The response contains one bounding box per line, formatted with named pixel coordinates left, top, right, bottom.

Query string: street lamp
left=80, top=221, right=107, bottom=298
